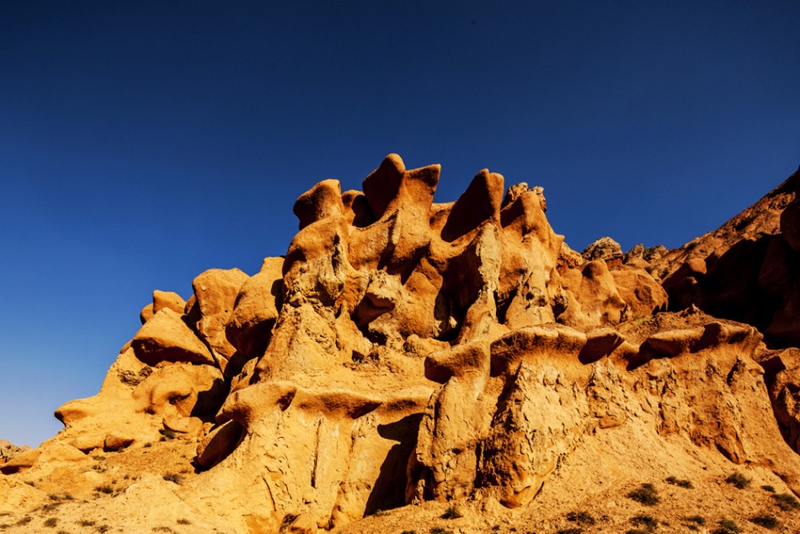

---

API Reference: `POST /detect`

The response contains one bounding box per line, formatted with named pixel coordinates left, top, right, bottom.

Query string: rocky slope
left=2, top=156, right=800, bottom=534
left=653, top=169, right=800, bottom=349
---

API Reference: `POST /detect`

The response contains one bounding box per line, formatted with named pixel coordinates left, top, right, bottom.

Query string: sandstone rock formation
left=3, top=156, right=800, bottom=534
left=654, top=167, right=800, bottom=347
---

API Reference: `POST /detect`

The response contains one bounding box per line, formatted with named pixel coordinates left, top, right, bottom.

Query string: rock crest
left=3, top=156, right=800, bottom=533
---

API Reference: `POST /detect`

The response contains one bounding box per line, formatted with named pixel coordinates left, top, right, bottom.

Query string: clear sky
left=1, top=1, right=798, bottom=447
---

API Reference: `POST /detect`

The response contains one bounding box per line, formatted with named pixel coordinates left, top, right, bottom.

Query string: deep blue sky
left=1, top=1, right=798, bottom=447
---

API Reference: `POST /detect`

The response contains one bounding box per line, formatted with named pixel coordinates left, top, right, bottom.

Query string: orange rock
left=559, top=260, right=626, bottom=328
left=0, top=448, right=40, bottom=474
left=441, top=169, right=503, bottom=243
left=131, top=308, right=215, bottom=366
left=225, top=257, right=283, bottom=361
left=152, top=289, right=186, bottom=315
left=362, top=153, right=405, bottom=219
left=294, top=179, right=346, bottom=230
left=582, top=236, right=623, bottom=263
left=14, top=156, right=800, bottom=533
left=189, top=268, right=249, bottom=371
left=652, top=168, right=800, bottom=348
left=139, top=302, right=154, bottom=324
left=610, top=267, right=668, bottom=317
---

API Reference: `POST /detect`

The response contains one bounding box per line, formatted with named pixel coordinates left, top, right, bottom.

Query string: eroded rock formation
left=3, top=156, right=800, bottom=534
left=649, top=168, right=800, bottom=344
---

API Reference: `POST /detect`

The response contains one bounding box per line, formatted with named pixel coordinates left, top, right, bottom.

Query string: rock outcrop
left=654, top=167, right=800, bottom=348
left=3, top=155, right=800, bottom=534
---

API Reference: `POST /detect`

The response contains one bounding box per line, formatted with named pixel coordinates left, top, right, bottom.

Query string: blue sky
left=1, top=1, right=798, bottom=447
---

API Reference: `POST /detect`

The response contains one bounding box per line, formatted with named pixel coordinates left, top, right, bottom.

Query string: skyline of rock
left=2, top=155, right=800, bottom=533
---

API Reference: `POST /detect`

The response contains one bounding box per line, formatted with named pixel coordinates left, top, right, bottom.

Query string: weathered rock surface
left=225, top=257, right=283, bottom=362
left=3, top=156, right=800, bottom=534
left=132, top=308, right=216, bottom=366
left=0, top=440, right=29, bottom=466
left=654, top=166, right=800, bottom=348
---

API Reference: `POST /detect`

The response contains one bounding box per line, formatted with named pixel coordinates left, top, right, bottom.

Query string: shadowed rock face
left=579, top=169, right=800, bottom=352
left=653, top=168, right=800, bottom=348
left=6, top=156, right=800, bottom=533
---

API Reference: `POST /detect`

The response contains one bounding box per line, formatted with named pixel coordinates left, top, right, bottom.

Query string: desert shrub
left=626, top=530, right=649, bottom=534
left=685, top=515, right=705, bottom=525
left=772, top=492, right=800, bottom=511
left=177, top=518, right=191, bottom=525
left=725, top=473, right=750, bottom=489
left=714, top=518, right=741, bottom=534
left=79, top=520, right=95, bottom=526
left=761, top=484, right=775, bottom=493
left=441, top=505, right=462, bottom=519
left=665, top=476, right=692, bottom=488
left=16, top=517, right=32, bottom=525
left=44, top=517, right=58, bottom=528
left=750, top=514, right=780, bottom=529
left=97, top=526, right=110, bottom=533
left=556, top=529, right=582, bottom=534
left=566, top=511, right=595, bottom=525
left=162, top=473, right=181, bottom=484
left=401, top=531, right=416, bottom=534
left=630, top=514, right=658, bottom=531
left=627, top=483, right=660, bottom=506
left=95, top=485, right=113, bottom=494
left=280, top=514, right=298, bottom=528
left=430, top=528, right=452, bottom=534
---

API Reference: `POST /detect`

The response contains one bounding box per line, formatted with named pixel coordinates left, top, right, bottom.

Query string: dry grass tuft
left=627, top=483, right=660, bottom=506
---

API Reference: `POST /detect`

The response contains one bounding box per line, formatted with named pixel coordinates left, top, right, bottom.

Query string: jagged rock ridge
left=2, top=156, right=800, bottom=534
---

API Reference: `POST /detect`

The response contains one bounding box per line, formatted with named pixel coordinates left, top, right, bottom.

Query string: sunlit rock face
left=5, top=156, right=800, bottom=534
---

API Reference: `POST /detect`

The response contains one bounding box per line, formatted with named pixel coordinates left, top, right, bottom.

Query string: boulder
left=0, top=447, right=41, bottom=474
left=153, top=289, right=186, bottom=315
left=582, top=236, right=623, bottom=263
left=131, top=308, right=215, bottom=366
left=0, top=440, right=30, bottom=464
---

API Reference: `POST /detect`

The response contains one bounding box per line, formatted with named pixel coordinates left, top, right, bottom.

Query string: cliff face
left=3, top=156, right=800, bottom=533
